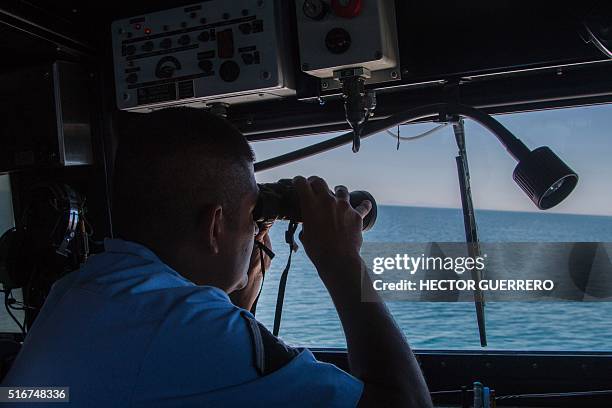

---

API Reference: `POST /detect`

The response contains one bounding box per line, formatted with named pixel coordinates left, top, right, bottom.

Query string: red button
left=331, top=0, right=362, bottom=18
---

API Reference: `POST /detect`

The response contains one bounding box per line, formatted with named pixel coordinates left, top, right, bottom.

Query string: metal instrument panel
left=294, top=0, right=400, bottom=87
left=111, top=0, right=295, bottom=111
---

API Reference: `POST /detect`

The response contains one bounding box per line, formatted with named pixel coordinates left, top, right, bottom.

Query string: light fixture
left=513, top=147, right=578, bottom=210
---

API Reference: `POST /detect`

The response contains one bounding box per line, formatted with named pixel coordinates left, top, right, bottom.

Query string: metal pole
left=452, top=117, right=487, bottom=347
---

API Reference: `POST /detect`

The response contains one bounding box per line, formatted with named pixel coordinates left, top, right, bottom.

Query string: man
left=3, top=108, right=432, bottom=407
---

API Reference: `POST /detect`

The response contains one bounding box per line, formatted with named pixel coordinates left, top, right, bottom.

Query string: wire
left=583, top=23, right=612, bottom=59
left=429, top=388, right=612, bottom=400
left=497, top=389, right=612, bottom=400
left=6, top=291, right=36, bottom=311
left=0, top=227, right=15, bottom=243
left=250, top=244, right=266, bottom=316
left=3, top=290, right=26, bottom=336
left=386, top=123, right=449, bottom=142
left=430, top=389, right=472, bottom=396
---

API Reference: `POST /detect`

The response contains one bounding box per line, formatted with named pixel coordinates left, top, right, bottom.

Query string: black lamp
left=513, top=146, right=579, bottom=210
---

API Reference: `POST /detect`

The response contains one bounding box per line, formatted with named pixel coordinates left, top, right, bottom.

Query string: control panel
left=295, top=0, right=400, bottom=88
left=111, top=0, right=294, bottom=111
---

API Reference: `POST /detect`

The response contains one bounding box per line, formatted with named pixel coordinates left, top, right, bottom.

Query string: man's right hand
left=292, top=175, right=433, bottom=408
left=292, top=176, right=371, bottom=286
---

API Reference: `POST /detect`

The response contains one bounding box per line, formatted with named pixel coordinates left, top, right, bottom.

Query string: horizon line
left=376, top=203, right=612, bottom=218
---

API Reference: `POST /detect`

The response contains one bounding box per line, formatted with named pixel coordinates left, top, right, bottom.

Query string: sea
left=253, top=206, right=612, bottom=351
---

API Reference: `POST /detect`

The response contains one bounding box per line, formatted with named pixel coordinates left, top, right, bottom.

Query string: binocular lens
left=348, top=190, right=377, bottom=231
left=253, top=180, right=377, bottom=231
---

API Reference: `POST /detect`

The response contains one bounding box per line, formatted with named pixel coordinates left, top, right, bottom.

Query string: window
left=0, top=174, right=23, bottom=334
left=251, top=104, right=612, bottom=350
left=0, top=174, right=13, bottom=234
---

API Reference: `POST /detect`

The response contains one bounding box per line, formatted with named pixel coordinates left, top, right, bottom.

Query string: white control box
left=111, top=0, right=295, bottom=111
left=294, top=0, right=400, bottom=84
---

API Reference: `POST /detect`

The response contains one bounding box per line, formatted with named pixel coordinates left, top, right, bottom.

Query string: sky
left=252, top=104, right=612, bottom=217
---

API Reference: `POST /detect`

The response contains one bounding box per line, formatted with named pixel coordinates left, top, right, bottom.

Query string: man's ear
left=200, top=204, right=223, bottom=255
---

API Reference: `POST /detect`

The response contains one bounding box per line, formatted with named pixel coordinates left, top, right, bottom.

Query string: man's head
left=112, top=108, right=258, bottom=292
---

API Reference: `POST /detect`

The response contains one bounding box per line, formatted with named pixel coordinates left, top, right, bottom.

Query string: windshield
left=0, top=174, right=21, bottom=333
left=251, top=104, right=612, bottom=351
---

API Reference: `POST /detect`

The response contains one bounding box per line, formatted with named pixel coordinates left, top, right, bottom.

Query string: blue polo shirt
left=2, top=239, right=363, bottom=407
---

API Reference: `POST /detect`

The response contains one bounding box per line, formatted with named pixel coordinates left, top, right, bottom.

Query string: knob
left=125, top=45, right=136, bottom=56
left=303, top=0, right=328, bottom=20
left=178, top=35, right=191, bottom=46
left=155, top=56, right=182, bottom=79
left=198, top=31, right=210, bottom=42
left=325, top=27, right=351, bottom=54
left=219, top=60, right=240, bottom=82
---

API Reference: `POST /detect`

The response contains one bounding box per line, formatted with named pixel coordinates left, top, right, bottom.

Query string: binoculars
left=253, top=179, right=377, bottom=231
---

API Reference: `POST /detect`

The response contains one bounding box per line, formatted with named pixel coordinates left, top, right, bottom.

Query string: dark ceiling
left=1, top=0, right=611, bottom=137
left=1, top=1, right=607, bottom=71
left=2, top=0, right=607, bottom=54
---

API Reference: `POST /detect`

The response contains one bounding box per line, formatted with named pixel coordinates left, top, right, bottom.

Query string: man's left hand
left=229, top=224, right=273, bottom=311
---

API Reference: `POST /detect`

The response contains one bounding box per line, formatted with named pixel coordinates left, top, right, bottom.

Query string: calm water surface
left=255, top=206, right=612, bottom=351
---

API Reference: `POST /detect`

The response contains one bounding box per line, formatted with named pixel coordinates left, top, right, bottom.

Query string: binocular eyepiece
left=253, top=179, right=377, bottom=231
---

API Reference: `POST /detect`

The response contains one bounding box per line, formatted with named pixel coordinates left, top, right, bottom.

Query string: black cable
left=386, top=123, right=449, bottom=141
left=0, top=227, right=15, bottom=243
left=250, top=242, right=267, bottom=315
left=250, top=234, right=276, bottom=315
left=272, top=221, right=298, bottom=336
left=3, top=290, right=25, bottom=336
left=7, top=291, right=25, bottom=310
left=7, top=291, right=35, bottom=311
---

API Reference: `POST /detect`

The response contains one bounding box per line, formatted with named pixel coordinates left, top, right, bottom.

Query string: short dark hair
left=111, top=108, right=255, bottom=246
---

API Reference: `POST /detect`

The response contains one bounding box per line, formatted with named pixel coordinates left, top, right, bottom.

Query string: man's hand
left=293, top=175, right=433, bottom=408
left=292, top=176, right=371, bottom=287
left=229, top=225, right=273, bottom=311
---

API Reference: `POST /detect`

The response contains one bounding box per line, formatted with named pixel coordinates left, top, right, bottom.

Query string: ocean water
left=254, top=206, right=612, bottom=351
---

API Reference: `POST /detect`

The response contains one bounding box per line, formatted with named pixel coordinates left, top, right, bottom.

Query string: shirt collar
left=102, top=238, right=231, bottom=301
left=104, top=238, right=164, bottom=262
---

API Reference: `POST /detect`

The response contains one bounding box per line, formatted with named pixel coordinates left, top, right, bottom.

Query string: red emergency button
left=331, top=0, right=362, bottom=18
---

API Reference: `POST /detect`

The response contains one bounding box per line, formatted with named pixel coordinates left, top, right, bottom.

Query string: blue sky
left=252, top=104, right=612, bottom=216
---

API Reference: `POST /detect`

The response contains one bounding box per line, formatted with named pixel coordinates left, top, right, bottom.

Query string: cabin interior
left=0, top=0, right=611, bottom=406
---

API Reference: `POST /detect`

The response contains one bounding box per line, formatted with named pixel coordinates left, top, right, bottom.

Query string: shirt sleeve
left=154, top=348, right=364, bottom=408
left=234, top=311, right=364, bottom=407
left=255, top=348, right=365, bottom=408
